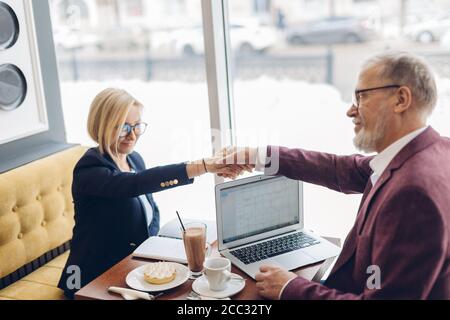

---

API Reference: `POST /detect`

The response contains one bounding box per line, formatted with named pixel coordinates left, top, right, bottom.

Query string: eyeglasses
left=119, top=122, right=148, bottom=138
left=352, top=85, right=401, bottom=108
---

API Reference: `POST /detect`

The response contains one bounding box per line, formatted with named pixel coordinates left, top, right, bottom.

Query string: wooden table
left=75, top=237, right=340, bottom=300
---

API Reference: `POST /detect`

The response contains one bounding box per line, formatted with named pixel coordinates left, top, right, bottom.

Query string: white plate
left=192, top=274, right=246, bottom=299
left=126, top=263, right=190, bottom=292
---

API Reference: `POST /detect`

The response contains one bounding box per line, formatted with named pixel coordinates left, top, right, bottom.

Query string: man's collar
left=369, top=126, right=429, bottom=178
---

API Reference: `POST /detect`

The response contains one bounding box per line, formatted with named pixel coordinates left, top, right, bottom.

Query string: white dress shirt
left=369, top=126, right=428, bottom=186
left=138, top=194, right=154, bottom=227
left=130, top=169, right=154, bottom=227
left=255, top=146, right=269, bottom=172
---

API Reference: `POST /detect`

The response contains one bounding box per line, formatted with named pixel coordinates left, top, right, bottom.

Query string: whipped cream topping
left=144, top=262, right=176, bottom=279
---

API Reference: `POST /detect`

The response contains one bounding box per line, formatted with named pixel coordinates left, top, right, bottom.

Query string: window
left=225, top=0, right=450, bottom=240
left=49, top=0, right=450, bottom=240
left=253, top=0, right=271, bottom=14
left=125, top=0, right=144, bottom=17
left=55, top=0, right=90, bottom=28
left=50, top=0, right=216, bottom=225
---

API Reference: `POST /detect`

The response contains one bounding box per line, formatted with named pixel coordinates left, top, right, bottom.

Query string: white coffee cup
left=203, top=257, right=233, bottom=291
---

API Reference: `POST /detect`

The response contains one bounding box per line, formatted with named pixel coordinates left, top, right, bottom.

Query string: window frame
left=201, top=0, right=236, bottom=185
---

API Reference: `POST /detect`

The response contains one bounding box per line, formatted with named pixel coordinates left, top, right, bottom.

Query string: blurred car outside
left=439, top=29, right=450, bottom=48
left=150, top=19, right=278, bottom=57
left=404, top=16, right=450, bottom=43
left=94, top=26, right=150, bottom=52
left=285, top=16, right=377, bottom=45
left=53, top=27, right=98, bottom=51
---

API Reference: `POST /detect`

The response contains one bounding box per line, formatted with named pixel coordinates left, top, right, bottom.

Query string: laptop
left=215, top=175, right=341, bottom=279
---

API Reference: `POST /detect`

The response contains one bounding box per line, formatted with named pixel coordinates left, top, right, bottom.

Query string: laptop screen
left=219, top=176, right=300, bottom=244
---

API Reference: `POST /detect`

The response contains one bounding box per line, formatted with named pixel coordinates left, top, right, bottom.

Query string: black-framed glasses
left=119, top=122, right=148, bottom=138
left=352, top=85, right=401, bottom=108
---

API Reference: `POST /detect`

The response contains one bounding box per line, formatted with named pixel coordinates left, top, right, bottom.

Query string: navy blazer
left=58, top=148, right=194, bottom=298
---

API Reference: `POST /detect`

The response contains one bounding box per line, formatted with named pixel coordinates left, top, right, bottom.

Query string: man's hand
left=203, top=152, right=249, bottom=180
left=187, top=147, right=257, bottom=179
left=255, top=265, right=297, bottom=300
left=214, top=146, right=257, bottom=179
left=221, top=146, right=257, bottom=166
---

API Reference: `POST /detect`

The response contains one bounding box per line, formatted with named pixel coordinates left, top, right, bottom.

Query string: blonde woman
left=58, top=88, right=243, bottom=298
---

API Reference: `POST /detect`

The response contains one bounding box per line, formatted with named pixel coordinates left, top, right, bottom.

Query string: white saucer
left=126, top=262, right=190, bottom=292
left=192, top=274, right=246, bottom=299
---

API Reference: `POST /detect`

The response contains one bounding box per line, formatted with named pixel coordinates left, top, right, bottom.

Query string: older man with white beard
left=223, top=51, right=450, bottom=300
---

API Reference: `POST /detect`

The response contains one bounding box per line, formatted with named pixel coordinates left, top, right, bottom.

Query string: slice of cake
left=143, top=262, right=177, bottom=285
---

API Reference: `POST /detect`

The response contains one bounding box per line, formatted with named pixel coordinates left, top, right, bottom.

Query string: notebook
left=132, top=218, right=217, bottom=263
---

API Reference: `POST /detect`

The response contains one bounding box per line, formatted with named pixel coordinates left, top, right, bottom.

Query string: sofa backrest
left=0, top=146, right=87, bottom=280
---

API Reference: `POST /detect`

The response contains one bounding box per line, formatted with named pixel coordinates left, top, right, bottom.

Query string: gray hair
left=362, top=51, right=437, bottom=117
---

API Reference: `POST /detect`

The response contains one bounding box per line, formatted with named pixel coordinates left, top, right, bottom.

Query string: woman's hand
left=186, top=148, right=254, bottom=180
left=204, top=159, right=252, bottom=180
left=214, top=147, right=256, bottom=179
left=220, top=146, right=258, bottom=166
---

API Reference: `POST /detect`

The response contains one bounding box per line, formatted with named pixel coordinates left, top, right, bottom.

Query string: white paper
left=132, top=236, right=187, bottom=264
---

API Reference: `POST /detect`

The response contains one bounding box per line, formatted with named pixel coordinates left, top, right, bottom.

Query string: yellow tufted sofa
left=0, top=146, right=87, bottom=300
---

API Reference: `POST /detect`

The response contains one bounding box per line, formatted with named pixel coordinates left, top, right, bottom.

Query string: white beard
left=353, top=110, right=388, bottom=153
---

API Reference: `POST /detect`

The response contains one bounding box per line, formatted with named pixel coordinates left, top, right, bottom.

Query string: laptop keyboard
left=230, top=232, right=320, bottom=265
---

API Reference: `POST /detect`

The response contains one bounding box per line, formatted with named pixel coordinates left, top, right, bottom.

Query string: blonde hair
left=87, top=88, right=142, bottom=162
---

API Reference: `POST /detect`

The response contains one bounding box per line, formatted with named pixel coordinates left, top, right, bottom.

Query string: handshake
left=201, top=147, right=258, bottom=180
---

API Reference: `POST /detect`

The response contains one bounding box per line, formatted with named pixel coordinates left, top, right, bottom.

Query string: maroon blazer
left=273, top=127, right=449, bottom=299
